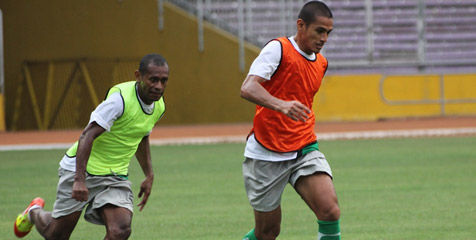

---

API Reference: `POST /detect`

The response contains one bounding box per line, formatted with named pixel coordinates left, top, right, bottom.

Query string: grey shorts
left=52, top=167, right=134, bottom=225
left=243, top=150, right=332, bottom=212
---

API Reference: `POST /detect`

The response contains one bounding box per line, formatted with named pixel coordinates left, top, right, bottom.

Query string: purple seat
left=172, top=0, right=476, bottom=70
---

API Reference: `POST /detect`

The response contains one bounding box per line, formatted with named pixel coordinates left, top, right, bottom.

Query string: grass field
left=1, top=136, right=475, bottom=239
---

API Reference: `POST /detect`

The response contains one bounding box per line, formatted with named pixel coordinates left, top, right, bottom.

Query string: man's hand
left=279, top=100, right=311, bottom=122
left=241, top=75, right=311, bottom=122
left=137, top=176, right=154, bottom=211
left=72, top=179, right=88, bottom=202
left=72, top=122, right=105, bottom=202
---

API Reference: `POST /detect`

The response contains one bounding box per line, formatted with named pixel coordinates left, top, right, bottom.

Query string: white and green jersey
left=59, top=81, right=165, bottom=176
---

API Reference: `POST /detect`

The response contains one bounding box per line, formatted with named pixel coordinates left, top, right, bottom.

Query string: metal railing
left=161, top=0, right=476, bottom=73
left=11, top=59, right=138, bottom=130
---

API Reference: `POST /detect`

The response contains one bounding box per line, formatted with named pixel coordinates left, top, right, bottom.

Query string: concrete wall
left=0, top=0, right=259, bottom=130
left=156, top=3, right=260, bottom=125
left=0, top=94, right=4, bottom=131
left=0, top=1, right=475, bottom=131
left=315, top=74, right=476, bottom=121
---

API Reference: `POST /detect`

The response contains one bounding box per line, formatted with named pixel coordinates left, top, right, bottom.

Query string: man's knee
left=255, top=224, right=280, bottom=240
left=107, top=224, right=131, bottom=240
left=45, top=231, right=71, bottom=240
left=320, top=204, right=340, bottom=222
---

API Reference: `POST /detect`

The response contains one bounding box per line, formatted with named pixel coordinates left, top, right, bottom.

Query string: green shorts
left=242, top=150, right=333, bottom=212
left=52, top=167, right=134, bottom=225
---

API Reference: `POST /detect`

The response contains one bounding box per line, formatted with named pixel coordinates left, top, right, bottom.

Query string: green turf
left=1, top=136, right=475, bottom=239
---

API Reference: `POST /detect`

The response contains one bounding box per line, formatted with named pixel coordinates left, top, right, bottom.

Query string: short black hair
left=139, top=53, right=168, bottom=75
left=298, top=1, right=333, bottom=26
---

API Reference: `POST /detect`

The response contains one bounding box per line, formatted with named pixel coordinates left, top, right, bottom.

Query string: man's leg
left=14, top=197, right=81, bottom=239
left=295, top=173, right=341, bottom=239
left=242, top=158, right=292, bottom=240
left=251, top=206, right=282, bottom=240
left=295, top=173, right=340, bottom=220
left=14, top=197, right=45, bottom=238
left=99, top=204, right=132, bottom=240
left=30, top=208, right=82, bottom=240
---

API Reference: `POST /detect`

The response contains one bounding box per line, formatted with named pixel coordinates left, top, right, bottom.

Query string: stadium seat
left=168, top=0, right=476, bottom=72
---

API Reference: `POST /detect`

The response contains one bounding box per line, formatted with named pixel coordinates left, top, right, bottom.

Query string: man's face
left=297, top=15, right=333, bottom=54
left=136, top=63, right=169, bottom=105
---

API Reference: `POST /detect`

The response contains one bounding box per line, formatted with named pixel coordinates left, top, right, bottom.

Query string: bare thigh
left=294, top=173, right=340, bottom=221
left=100, top=204, right=132, bottom=240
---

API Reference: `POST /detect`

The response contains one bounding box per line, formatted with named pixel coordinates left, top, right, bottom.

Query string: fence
left=12, top=58, right=476, bottom=130
left=11, top=59, right=138, bottom=130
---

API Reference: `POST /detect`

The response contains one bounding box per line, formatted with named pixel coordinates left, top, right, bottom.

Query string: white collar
left=289, top=36, right=316, bottom=61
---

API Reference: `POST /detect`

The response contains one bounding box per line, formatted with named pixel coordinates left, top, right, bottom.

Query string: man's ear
left=296, top=19, right=305, bottom=31
left=134, top=70, right=141, bottom=80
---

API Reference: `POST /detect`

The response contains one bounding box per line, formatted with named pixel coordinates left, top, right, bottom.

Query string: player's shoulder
left=257, top=39, right=283, bottom=61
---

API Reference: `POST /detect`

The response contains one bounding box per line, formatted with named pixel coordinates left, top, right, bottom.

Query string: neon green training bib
left=66, top=81, right=165, bottom=176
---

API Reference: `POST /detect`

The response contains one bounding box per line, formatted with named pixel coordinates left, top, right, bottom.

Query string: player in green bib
left=14, top=54, right=169, bottom=240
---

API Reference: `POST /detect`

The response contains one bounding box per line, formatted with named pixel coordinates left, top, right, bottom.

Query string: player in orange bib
left=241, top=1, right=341, bottom=240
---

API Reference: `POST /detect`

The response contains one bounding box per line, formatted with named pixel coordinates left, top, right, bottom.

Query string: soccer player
left=14, top=53, right=169, bottom=239
left=240, top=1, right=341, bottom=240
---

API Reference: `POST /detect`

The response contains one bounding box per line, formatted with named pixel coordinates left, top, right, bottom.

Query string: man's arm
left=240, top=74, right=311, bottom=122
left=72, top=122, right=106, bottom=202
left=135, top=135, right=154, bottom=211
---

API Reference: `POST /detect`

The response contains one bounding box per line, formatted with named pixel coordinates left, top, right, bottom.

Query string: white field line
left=317, top=127, right=476, bottom=141
left=150, top=127, right=476, bottom=145
left=1, top=127, right=476, bottom=151
left=0, top=143, right=72, bottom=151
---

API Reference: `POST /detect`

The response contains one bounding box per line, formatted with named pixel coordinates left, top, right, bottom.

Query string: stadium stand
left=167, top=0, right=476, bottom=73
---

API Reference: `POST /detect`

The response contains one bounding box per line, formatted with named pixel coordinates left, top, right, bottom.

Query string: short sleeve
left=248, top=40, right=282, bottom=80
left=89, top=92, right=124, bottom=131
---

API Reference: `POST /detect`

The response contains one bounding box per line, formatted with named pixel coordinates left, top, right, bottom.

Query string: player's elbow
left=240, top=89, right=253, bottom=103
left=240, top=84, right=253, bottom=101
left=240, top=87, right=248, bottom=99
